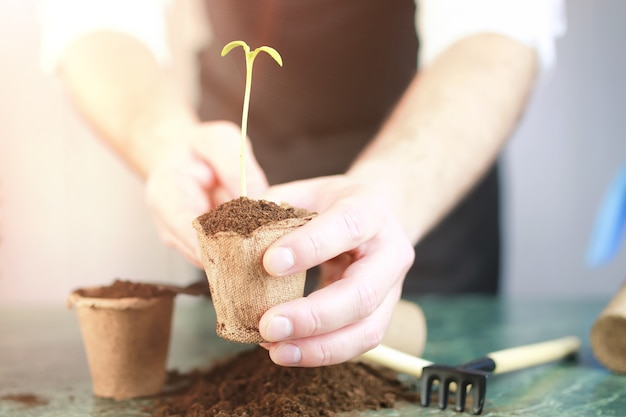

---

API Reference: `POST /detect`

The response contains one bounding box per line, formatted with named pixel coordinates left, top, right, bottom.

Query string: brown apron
left=196, top=0, right=500, bottom=294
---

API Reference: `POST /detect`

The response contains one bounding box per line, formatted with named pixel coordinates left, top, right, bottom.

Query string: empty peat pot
left=67, top=280, right=175, bottom=400
left=591, top=280, right=626, bottom=373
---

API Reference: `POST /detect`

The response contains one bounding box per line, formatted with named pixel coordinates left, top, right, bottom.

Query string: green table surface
left=1, top=295, right=624, bottom=416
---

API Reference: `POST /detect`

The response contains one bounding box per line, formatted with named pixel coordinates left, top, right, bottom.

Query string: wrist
left=346, top=157, right=425, bottom=245
left=125, top=89, right=199, bottom=178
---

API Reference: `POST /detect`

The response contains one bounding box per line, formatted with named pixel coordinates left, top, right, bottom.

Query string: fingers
left=266, top=286, right=403, bottom=367
left=242, top=142, right=270, bottom=199
left=145, top=144, right=215, bottom=268
left=263, top=184, right=386, bottom=277
left=145, top=120, right=270, bottom=268
left=261, top=178, right=323, bottom=209
left=155, top=218, right=203, bottom=268
left=146, top=183, right=209, bottom=268
left=259, top=231, right=414, bottom=367
left=192, top=121, right=269, bottom=199
left=260, top=227, right=413, bottom=341
left=257, top=178, right=415, bottom=367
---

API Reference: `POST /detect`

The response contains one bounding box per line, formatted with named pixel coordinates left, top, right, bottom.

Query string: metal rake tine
left=360, top=345, right=488, bottom=413
left=420, top=364, right=489, bottom=414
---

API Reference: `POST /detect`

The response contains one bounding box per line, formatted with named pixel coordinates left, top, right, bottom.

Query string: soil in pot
left=76, top=279, right=177, bottom=299
left=194, top=196, right=307, bottom=236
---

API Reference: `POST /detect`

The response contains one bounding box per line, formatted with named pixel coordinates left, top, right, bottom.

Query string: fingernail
left=273, top=343, right=302, bottom=365
left=265, top=315, right=293, bottom=341
left=264, top=246, right=295, bottom=275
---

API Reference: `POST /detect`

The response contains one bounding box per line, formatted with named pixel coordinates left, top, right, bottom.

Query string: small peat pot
left=67, top=280, right=176, bottom=400
left=193, top=197, right=314, bottom=344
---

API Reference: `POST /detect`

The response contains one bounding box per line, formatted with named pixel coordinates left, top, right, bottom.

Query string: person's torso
left=197, top=0, right=418, bottom=183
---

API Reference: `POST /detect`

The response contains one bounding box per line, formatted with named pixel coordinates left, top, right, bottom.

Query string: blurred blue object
left=586, top=163, right=626, bottom=267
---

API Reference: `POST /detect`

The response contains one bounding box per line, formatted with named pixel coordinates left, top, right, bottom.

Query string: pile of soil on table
left=195, top=197, right=306, bottom=236
left=147, top=347, right=419, bottom=417
left=74, top=279, right=174, bottom=299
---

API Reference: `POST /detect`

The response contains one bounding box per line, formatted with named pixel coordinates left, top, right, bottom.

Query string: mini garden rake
left=360, top=336, right=580, bottom=415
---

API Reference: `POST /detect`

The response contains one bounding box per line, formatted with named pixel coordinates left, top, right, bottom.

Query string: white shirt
left=40, top=0, right=566, bottom=73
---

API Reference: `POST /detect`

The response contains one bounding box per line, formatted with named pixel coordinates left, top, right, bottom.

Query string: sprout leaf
left=253, top=46, right=283, bottom=67
left=221, top=40, right=250, bottom=57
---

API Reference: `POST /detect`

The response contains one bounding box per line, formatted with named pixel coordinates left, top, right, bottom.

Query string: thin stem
left=240, top=56, right=253, bottom=197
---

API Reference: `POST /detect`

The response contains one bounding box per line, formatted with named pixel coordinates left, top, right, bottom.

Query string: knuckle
left=387, top=229, right=416, bottom=273
left=305, top=232, right=323, bottom=262
left=316, top=342, right=335, bottom=366
left=354, top=282, right=379, bottom=318
left=400, top=241, right=416, bottom=269
left=305, top=304, right=324, bottom=337
left=362, top=325, right=385, bottom=352
left=340, top=204, right=366, bottom=243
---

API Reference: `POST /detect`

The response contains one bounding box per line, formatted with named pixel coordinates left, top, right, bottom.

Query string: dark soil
left=75, top=279, right=175, bottom=299
left=147, top=347, right=419, bottom=417
left=0, top=393, right=49, bottom=407
left=195, top=197, right=305, bottom=236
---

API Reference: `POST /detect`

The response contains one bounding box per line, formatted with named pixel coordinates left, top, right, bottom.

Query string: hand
left=258, top=176, right=415, bottom=367
left=144, top=120, right=269, bottom=267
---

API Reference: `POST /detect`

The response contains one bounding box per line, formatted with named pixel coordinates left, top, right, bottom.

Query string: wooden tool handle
left=359, top=344, right=433, bottom=378
left=487, top=336, right=581, bottom=375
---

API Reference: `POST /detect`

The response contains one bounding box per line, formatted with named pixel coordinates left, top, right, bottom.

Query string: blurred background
left=1, top=0, right=625, bottom=305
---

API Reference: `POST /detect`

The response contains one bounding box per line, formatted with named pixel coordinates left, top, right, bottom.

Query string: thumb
left=243, top=141, right=270, bottom=199
left=193, top=121, right=269, bottom=198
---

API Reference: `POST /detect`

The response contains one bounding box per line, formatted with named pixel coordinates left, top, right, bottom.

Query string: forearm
left=347, top=33, right=537, bottom=244
left=58, top=31, right=198, bottom=178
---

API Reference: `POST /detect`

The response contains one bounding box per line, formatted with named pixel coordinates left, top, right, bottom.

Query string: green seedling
left=221, top=40, right=283, bottom=197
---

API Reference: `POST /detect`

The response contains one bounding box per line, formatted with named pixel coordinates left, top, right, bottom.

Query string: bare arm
left=348, top=33, right=538, bottom=244
left=57, top=31, right=197, bottom=178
